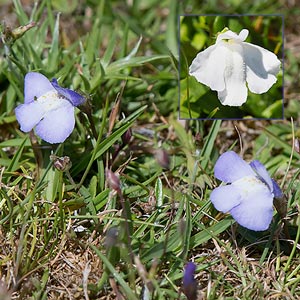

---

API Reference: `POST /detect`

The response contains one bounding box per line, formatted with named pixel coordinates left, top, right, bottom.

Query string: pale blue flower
left=210, top=151, right=283, bottom=231
left=15, top=72, right=85, bottom=144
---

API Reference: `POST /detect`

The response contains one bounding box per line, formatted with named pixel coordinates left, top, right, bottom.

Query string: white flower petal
left=217, top=42, right=248, bottom=106
left=243, top=42, right=281, bottom=94
left=238, top=29, right=249, bottom=41
left=189, top=44, right=226, bottom=91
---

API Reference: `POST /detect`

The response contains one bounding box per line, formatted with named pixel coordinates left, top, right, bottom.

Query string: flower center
left=36, top=90, right=70, bottom=113
left=232, top=175, right=268, bottom=197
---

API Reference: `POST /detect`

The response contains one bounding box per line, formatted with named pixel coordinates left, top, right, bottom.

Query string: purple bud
left=182, top=262, right=197, bottom=300
left=121, top=129, right=132, bottom=145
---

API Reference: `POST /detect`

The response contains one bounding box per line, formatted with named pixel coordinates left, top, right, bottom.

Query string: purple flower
left=182, top=262, right=197, bottom=300
left=15, top=72, right=85, bottom=144
left=210, top=151, right=283, bottom=231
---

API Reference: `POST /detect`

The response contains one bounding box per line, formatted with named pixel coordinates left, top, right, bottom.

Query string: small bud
left=104, top=227, right=119, bottom=248
left=50, top=155, right=72, bottom=171
left=194, top=132, right=202, bottom=148
left=182, top=262, right=198, bottom=300
left=121, top=129, right=132, bottom=145
left=106, top=168, right=121, bottom=192
left=155, top=149, right=170, bottom=169
left=2, top=22, right=36, bottom=44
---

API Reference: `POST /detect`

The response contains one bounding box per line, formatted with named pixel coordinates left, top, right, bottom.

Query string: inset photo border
left=178, top=14, right=284, bottom=120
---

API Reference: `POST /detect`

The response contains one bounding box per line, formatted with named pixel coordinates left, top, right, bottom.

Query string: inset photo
left=179, top=15, right=283, bottom=119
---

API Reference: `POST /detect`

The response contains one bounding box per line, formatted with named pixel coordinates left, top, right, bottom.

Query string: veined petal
left=243, top=42, right=281, bottom=94
left=214, top=151, right=255, bottom=183
left=51, top=79, right=85, bottom=106
left=35, top=101, right=75, bottom=144
left=230, top=176, right=274, bottom=231
left=189, top=44, right=226, bottom=91
left=210, top=185, right=241, bottom=212
left=15, top=102, right=45, bottom=132
left=217, top=42, right=248, bottom=106
left=24, top=72, right=55, bottom=104
left=250, top=160, right=273, bottom=192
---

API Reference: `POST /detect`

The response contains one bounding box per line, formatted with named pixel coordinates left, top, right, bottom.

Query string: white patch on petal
left=36, top=90, right=71, bottom=113
left=232, top=175, right=272, bottom=207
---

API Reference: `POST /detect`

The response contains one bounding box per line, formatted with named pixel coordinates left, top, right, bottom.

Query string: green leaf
left=90, top=245, right=138, bottom=300
left=47, top=12, right=60, bottom=73
left=106, top=55, right=170, bottom=75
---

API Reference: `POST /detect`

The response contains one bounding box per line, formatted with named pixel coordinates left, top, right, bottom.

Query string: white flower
left=189, top=28, right=281, bottom=106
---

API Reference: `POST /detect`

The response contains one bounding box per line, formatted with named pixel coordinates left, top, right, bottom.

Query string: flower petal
left=216, top=29, right=248, bottom=43
left=214, top=151, right=255, bottom=183
left=238, top=29, right=249, bottom=42
left=272, top=179, right=284, bottom=198
left=189, top=44, right=226, bottom=91
left=51, top=79, right=85, bottom=106
left=217, top=42, right=248, bottom=106
left=230, top=177, right=274, bottom=231
left=24, top=72, right=55, bottom=104
left=15, top=102, right=45, bottom=132
left=243, top=42, right=281, bottom=94
left=35, top=101, right=75, bottom=144
left=250, top=160, right=273, bottom=192
left=210, top=185, right=242, bottom=212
